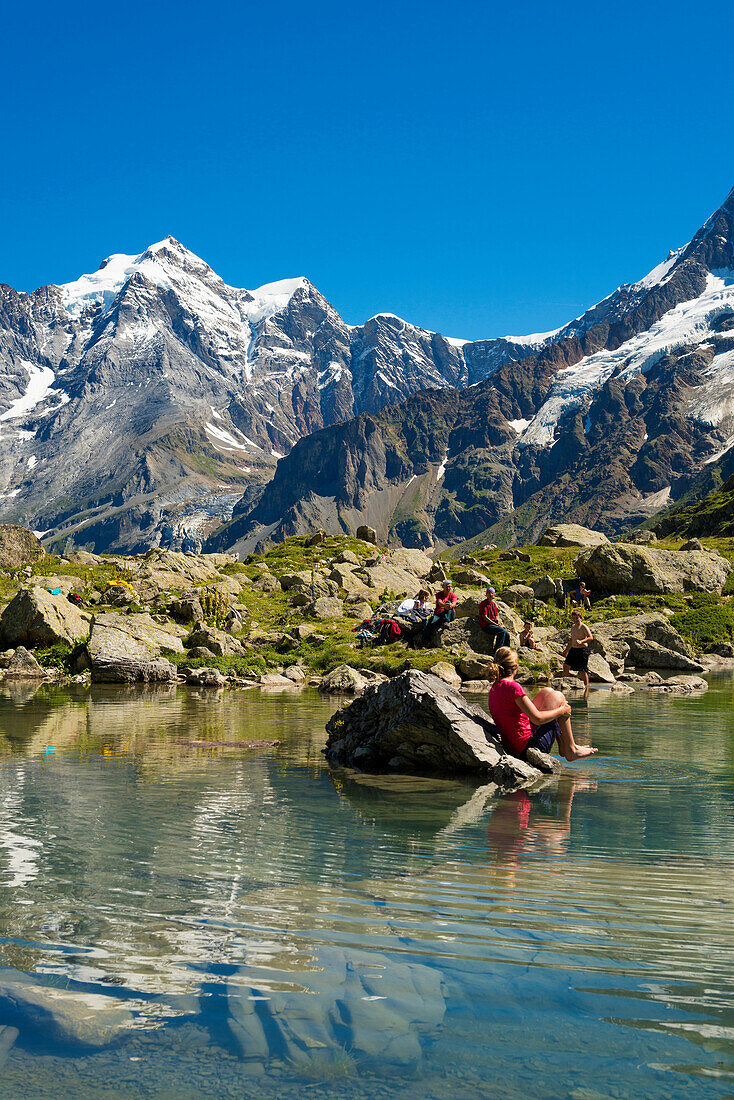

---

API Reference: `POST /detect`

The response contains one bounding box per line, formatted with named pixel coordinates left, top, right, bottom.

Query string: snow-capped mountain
left=220, top=184, right=734, bottom=552
left=0, top=239, right=474, bottom=552
left=2, top=184, right=733, bottom=554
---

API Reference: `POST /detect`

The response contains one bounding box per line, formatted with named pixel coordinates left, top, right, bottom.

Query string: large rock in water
left=0, top=525, right=45, bottom=569
left=0, top=587, right=90, bottom=647
left=324, top=669, right=545, bottom=787
left=87, top=613, right=178, bottom=683
left=576, top=543, right=731, bottom=594
left=538, top=524, right=609, bottom=548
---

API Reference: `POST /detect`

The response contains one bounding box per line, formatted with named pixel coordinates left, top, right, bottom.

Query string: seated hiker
left=478, top=587, right=511, bottom=653
left=420, top=580, right=458, bottom=646
left=519, top=619, right=542, bottom=651
left=563, top=609, right=593, bottom=699
left=488, top=647, right=597, bottom=762
left=397, top=589, right=431, bottom=620
left=571, top=581, right=592, bottom=610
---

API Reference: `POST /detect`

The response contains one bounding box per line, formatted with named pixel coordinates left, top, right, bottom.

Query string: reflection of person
left=421, top=580, right=457, bottom=645
left=488, top=647, right=597, bottom=761
left=479, top=587, right=510, bottom=654
left=563, top=610, right=593, bottom=699
left=487, top=776, right=598, bottom=864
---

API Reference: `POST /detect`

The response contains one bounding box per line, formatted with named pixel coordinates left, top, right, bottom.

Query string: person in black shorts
left=562, top=610, right=593, bottom=698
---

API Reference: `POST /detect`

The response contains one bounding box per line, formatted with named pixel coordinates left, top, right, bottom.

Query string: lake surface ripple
left=0, top=678, right=733, bottom=1098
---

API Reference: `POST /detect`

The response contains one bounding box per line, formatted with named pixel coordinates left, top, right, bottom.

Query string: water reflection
left=0, top=683, right=732, bottom=1098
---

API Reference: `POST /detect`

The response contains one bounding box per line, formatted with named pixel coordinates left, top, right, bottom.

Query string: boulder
left=259, top=673, right=299, bottom=688
left=334, top=549, right=360, bottom=566
left=531, top=575, right=563, bottom=601
left=453, top=568, right=491, bottom=587
left=324, top=669, right=542, bottom=787
left=680, top=538, right=703, bottom=551
left=284, top=665, right=307, bottom=683
left=102, top=583, right=135, bottom=607
left=87, top=613, right=179, bottom=683
left=4, top=646, right=46, bottom=679
left=437, top=612, right=521, bottom=653
left=185, top=667, right=227, bottom=687
left=500, top=583, right=535, bottom=606
left=253, top=572, right=279, bottom=592
left=348, top=600, right=374, bottom=620
left=459, top=679, right=493, bottom=693
left=623, top=529, right=657, bottom=545
left=319, top=664, right=368, bottom=694
left=538, top=524, right=609, bottom=549
left=187, top=622, right=245, bottom=657
left=552, top=613, right=702, bottom=673
left=356, top=524, right=378, bottom=543
left=329, top=564, right=371, bottom=594
left=0, top=525, right=45, bottom=570
left=430, top=661, right=462, bottom=689
left=458, top=653, right=496, bottom=680
left=576, top=543, right=731, bottom=595
left=305, top=530, right=327, bottom=546
left=308, top=596, right=343, bottom=620
left=0, top=587, right=90, bottom=648
left=651, top=674, right=708, bottom=694
left=428, top=562, right=448, bottom=582
left=587, top=652, right=615, bottom=684
left=169, top=595, right=204, bottom=623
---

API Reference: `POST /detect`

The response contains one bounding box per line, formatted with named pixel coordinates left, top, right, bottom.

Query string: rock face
left=319, top=664, right=369, bottom=694
left=225, top=187, right=734, bottom=551
left=0, top=526, right=45, bottom=569
left=576, top=543, right=732, bottom=594
left=324, top=669, right=541, bottom=787
left=0, top=587, right=90, bottom=648
left=538, top=524, right=609, bottom=549
left=87, top=614, right=178, bottom=683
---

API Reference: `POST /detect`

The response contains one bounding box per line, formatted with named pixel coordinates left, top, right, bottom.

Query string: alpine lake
left=0, top=674, right=733, bottom=1100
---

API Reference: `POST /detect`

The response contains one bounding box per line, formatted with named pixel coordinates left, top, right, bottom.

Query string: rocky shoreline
left=0, top=522, right=730, bottom=702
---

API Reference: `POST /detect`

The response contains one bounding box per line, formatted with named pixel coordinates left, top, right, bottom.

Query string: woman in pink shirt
left=487, top=647, right=597, bottom=761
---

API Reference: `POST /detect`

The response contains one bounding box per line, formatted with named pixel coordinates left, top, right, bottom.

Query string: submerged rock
left=324, top=669, right=542, bottom=787
left=0, top=969, right=132, bottom=1049
left=226, top=945, right=444, bottom=1071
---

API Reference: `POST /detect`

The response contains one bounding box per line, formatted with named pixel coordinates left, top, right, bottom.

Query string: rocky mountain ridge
left=222, top=185, right=734, bottom=552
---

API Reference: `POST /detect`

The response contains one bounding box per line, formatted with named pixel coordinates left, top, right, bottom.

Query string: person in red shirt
left=487, top=647, right=597, bottom=761
left=478, top=586, right=510, bottom=654
left=420, top=580, right=457, bottom=646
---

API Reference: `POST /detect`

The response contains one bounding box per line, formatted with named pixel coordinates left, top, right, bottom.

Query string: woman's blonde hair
left=494, top=646, right=518, bottom=680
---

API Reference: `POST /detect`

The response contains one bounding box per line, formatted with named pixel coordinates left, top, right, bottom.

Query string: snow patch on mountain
left=521, top=270, right=734, bottom=448
left=0, top=362, right=58, bottom=422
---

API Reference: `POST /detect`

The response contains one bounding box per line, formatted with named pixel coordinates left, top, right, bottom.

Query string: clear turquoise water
left=0, top=678, right=733, bottom=1098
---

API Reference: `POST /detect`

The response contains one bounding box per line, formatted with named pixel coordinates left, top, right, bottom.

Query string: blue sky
left=1, top=0, right=732, bottom=340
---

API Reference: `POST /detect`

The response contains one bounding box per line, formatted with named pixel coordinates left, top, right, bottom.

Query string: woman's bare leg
left=532, top=687, right=597, bottom=761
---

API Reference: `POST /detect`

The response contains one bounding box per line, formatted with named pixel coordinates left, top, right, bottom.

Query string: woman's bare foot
left=564, top=745, right=597, bottom=761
